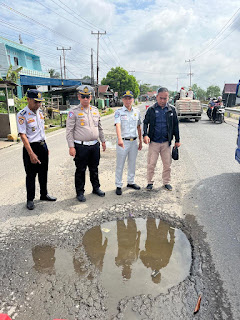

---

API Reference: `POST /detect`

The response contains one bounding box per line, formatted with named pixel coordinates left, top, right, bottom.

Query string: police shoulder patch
left=18, top=116, right=25, bottom=125
left=115, top=111, right=120, bottom=118
left=68, top=111, right=74, bottom=118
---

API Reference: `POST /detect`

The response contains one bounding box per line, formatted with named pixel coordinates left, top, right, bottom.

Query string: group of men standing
left=17, top=86, right=180, bottom=209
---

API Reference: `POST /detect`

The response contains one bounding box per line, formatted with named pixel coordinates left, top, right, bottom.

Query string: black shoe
left=77, top=194, right=86, bottom=202
left=27, top=200, right=34, bottom=210
left=92, top=189, right=105, bottom=197
left=116, top=187, right=122, bottom=195
left=146, top=184, right=153, bottom=190
left=40, top=194, right=57, bottom=201
left=127, top=183, right=141, bottom=190
left=164, top=184, right=172, bottom=191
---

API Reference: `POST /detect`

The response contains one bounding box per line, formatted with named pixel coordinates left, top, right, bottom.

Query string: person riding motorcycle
left=207, top=98, right=215, bottom=119
left=212, top=96, right=223, bottom=122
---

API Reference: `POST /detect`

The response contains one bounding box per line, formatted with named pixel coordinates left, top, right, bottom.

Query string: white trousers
left=115, top=140, right=138, bottom=188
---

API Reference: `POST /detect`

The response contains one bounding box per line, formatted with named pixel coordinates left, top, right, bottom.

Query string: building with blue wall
left=0, top=37, right=81, bottom=98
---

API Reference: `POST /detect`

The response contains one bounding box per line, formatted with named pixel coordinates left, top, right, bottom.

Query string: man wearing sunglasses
left=66, top=85, right=106, bottom=202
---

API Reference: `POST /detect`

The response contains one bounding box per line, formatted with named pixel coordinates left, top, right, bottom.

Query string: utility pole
left=91, top=31, right=106, bottom=97
left=185, top=59, right=195, bottom=87
left=59, top=55, right=63, bottom=79
left=57, top=47, right=71, bottom=79
left=176, top=77, right=179, bottom=92
left=91, top=48, right=94, bottom=85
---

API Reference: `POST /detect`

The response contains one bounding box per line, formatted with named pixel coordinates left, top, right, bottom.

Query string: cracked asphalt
left=0, top=103, right=239, bottom=319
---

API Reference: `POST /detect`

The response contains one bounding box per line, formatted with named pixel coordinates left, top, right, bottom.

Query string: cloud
left=0, top=0, right=240, bottom=89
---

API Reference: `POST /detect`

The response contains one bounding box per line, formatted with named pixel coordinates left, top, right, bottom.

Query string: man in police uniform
left=66, top=85, right=106, bottom=202
left=17, top=89, right=57, bottom=210
left=114, top=90, right=142, bottom=195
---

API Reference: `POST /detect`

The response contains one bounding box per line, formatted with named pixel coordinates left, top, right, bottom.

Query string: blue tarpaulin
left=20, top=75, right=81, bottom=87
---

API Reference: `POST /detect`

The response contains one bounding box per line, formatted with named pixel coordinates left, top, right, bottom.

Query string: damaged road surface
left=0, top=105, right=239, bottom=319
left=0, top=207, right=232, bottom=320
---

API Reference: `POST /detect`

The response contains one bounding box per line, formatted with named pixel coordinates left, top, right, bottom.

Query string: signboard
left=8, top=99, right=14, bottom=107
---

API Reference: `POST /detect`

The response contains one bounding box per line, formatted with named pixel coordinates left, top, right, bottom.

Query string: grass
left=100, top=108, right=114, bottom=116
left=45, top=126, right=62, bottom=134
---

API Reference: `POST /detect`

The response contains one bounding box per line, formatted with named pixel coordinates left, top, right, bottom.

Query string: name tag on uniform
left=121, top=115, right=128, bottom=120
left=78, top=113, right=84, bottom=116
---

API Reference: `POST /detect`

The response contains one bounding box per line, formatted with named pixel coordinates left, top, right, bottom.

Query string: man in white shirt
left=17, top=89, right=56, bottom=210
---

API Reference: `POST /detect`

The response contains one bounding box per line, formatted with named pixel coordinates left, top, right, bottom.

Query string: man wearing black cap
left=17, top=89, right=57, bottom=210
left=114, top=90, right=142, bottom=195
left=66, top=85, right=106, bottom=202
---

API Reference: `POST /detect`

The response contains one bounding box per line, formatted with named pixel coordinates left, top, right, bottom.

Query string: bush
left=14, top=96, right=27, bottom=112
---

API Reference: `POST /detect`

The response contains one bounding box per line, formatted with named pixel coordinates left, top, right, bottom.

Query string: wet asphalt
left=0, top=104, right=239, bottom=319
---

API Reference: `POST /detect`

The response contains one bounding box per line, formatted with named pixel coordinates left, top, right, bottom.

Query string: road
left=0, top=103, right=239, bottom=319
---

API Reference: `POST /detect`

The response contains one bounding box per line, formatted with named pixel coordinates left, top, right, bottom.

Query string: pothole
left=30, top=217, right=191, bottom=316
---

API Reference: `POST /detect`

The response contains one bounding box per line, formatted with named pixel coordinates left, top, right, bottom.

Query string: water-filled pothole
left=30, top=218, right=191, bottom=316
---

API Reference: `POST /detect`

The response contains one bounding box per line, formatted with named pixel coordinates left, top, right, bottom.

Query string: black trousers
left=74, top=142, right=100, bottom=195
left=23, top=142, right=49, bottom=201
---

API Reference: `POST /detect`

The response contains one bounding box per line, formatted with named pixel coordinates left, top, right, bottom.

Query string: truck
left=175, top=98, right=203, bottom=121
left=235, top=118, right=240, bottom=164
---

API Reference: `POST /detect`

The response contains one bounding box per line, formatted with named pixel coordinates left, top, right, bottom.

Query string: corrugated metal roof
left=223, top=83, right=237, bottom=94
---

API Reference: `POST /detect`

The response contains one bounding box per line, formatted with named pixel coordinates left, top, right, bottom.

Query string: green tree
left=191, top=84, right=207, bottom=100
left=48, top=69, right=60, bottom=78
left=206, top=85, right=221, bottom=98
left=101, top=67, right=140, bottom=98
left=6, top=65, right=23, bottom=83
left=82, top=75, right=91, bottom=80
left=140, top=83, right=151, bottom=95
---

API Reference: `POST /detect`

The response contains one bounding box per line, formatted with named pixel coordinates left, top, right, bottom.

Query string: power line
left=192, top=7, right=240, bottom=60
left=55, top=0, right=106, bottom=32
left=0, top=3, right=90, bottom=50
left=35, top=0, right=93, bottom=32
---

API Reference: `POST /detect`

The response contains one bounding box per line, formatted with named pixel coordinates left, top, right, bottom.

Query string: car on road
left=235, top=118, right=240, bottom=163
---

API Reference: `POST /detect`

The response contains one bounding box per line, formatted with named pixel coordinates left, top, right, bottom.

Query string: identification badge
left=121, top=115, right=128, bottom=120
left=27, top=118, right=35, bottom=124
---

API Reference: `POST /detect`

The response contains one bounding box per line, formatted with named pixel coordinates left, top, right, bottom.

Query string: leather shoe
left=40, top=194, right=57, bottom=201
left=127, top=183, right=141, bottom=190
left=27, top=200, right=34, bottom=210
left=164, top=184, right=172, bottom=191
left=116, top=187, right=122, bottom=195
left=92, top=189, right=105, bottom=197
left=146, top=184, right=153, bottom=190
left=77, top=194, right=86, bottom=202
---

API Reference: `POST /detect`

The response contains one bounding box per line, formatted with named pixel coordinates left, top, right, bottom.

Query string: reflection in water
left=73, top=248, right=87, bottom=276
left=140, top=218, right=175, bottom=283
left=32, top=245, right=56, bottom=274
left=115, top=219, right=141, bottom=280
left=83, top=225, right=108, bottom=272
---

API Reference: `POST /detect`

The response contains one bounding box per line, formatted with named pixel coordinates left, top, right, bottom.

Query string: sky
left=0, top=0, right=240, bottom=92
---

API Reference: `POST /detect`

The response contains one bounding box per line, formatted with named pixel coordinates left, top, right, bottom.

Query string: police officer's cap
left=77, top=85, right=94, bottom=95
left=27, top=89, right=45, bottom=101
left=122, top=90, right=134, bottom=98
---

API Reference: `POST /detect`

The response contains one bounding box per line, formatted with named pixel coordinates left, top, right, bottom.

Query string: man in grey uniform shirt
left=66, top=86, right=106, bottom=202
left=114, top=90, right=142, bottom=195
